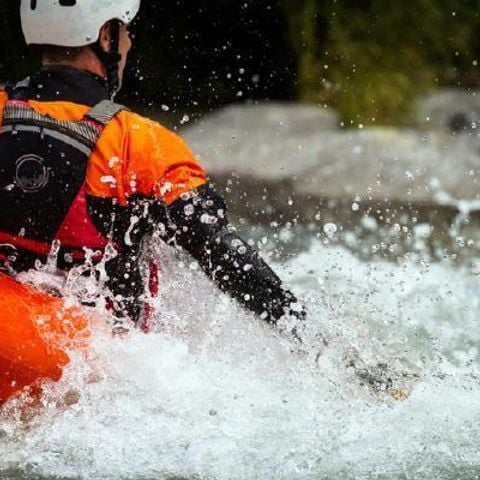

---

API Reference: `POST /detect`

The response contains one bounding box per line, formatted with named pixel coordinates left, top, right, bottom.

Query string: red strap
left=7, top=100, right=30, bottom=106
left=140, top=261, right=160, bottom=333
left=148, top=260, right=159, bottom=296
left=0, top=231, right=86, bottom=261
left=82, top=118, right=105, bottom=130
left=55, top=185, right=109, bottom=250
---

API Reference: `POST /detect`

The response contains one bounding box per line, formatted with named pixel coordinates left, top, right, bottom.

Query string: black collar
left=7, top=65, right=110, bottom=106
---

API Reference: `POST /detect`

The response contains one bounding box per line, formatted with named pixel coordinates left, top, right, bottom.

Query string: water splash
left=1, top=238, right=480, bottom=480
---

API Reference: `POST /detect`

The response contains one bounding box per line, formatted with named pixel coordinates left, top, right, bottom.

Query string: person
left=0, top=0, right=305, bottom=334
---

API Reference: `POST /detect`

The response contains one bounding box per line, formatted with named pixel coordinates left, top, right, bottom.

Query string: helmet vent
left=59, top=0, right=77, bottom=6
left=30, top=0, right=37, bottom=10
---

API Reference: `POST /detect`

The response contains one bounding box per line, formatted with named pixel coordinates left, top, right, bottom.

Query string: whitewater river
left=1, top=221, right=480, bottom=480
left=1, top=98, right=480, bottom=480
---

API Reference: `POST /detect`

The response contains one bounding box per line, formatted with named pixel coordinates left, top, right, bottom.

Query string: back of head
left=21, top=0, right=140, bottom=48
left=20, top=0, right=141, bottom=97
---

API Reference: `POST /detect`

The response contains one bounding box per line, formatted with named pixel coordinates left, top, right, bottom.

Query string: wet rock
left=184, top=101, right=338, bottom=140
left=182, top=102, right=339, bottom=180
left=183, top=105, right=480, bottom=204
left=296, top=128, right=480, bottom=204
left=344, top=347, right=419, bottom=402
left=414, top=89, right=480, bottom=133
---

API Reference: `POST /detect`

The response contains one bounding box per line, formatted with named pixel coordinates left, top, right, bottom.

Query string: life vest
left=0, top=68, right=206, bottom=324
left=0, top=99, right=125, bottom=269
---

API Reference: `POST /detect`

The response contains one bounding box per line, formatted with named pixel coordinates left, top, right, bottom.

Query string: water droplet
left=184, top=204, right=195, bottom=216
left=100, top=176, right=117, bottom=188
left=323, top=223, right=337, bottom=238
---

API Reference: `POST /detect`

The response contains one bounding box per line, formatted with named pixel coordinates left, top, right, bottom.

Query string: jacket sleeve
left=153, top=184, right=303, bottom=323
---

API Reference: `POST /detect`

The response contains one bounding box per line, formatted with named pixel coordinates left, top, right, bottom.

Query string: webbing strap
left=0, top=124, right=92, bottom=156
left=3, top=101, right=101, bottom=150
left=84, top=100, right=127, bottom=126
left=2, top=100, right=126, bottom=152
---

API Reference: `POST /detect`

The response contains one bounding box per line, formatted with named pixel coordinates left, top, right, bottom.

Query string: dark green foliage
left=283, top=0, right=480, bottom=124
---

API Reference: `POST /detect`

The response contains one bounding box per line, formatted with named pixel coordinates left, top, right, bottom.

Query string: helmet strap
left=90, top=20, right=122, bottom=99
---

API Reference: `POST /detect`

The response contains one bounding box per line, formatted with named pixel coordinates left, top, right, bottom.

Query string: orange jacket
left=0, top=91, right=206, bottom=209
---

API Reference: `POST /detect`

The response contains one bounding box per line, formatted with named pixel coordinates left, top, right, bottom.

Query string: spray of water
left=1, top=233, right=480, bottom=480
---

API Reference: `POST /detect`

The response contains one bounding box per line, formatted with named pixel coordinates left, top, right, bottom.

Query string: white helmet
left=20, top=0, right=141, bottom=47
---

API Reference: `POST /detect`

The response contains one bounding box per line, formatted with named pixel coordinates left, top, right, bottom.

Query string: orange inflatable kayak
left=0, top=272, right=90, bottom=405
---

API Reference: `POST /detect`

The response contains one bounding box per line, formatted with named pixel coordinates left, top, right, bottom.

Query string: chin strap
left=90, top=20, right=122, bottom=99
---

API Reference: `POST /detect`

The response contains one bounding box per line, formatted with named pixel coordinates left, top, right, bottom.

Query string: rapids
left=1, top=229, right=480, bottom=480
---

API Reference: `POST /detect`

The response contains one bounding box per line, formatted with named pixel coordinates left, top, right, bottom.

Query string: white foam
left=2, top=239, right=480, bottom=479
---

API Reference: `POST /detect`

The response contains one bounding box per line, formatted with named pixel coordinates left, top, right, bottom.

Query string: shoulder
left=110, top=109, right=206, bottom=204
left=117, top=109, right=186, bottom=142
left=116, top=109, right=196, bottom=159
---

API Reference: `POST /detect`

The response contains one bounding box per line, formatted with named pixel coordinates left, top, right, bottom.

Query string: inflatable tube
left=0, top=273, right=90, bottom=405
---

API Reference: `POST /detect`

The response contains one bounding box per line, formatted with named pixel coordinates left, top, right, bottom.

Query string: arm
left=155, top=184, right=304, bottom=323
left=118, top=114, right=303, bottom=323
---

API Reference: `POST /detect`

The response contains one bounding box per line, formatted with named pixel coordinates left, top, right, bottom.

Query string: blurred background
left=2, top=1, right=480, bottom=261
left=1, top=0, right=480, bottom=126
